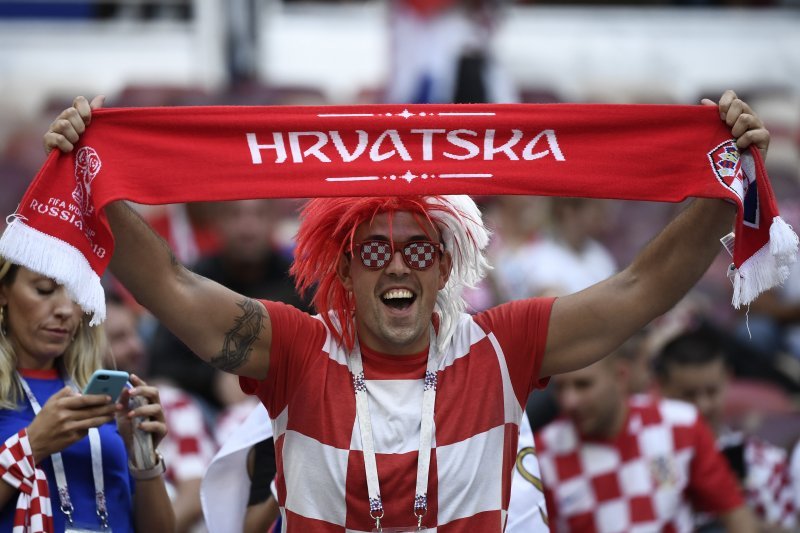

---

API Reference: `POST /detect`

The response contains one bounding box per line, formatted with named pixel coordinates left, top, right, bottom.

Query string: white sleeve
left=200, top=403, right=274, bottom=533
left=791, top=441, right=800, bottom=510
left=505, top=411, right=549, bottom=533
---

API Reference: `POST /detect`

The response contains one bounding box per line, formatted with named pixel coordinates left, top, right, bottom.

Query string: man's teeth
left=382, top=289, right=414, bottom=300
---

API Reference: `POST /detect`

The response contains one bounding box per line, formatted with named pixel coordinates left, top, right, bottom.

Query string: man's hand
left=702, top=89, right=769, bottom=160
left=43, top=95, right=105, bottom=154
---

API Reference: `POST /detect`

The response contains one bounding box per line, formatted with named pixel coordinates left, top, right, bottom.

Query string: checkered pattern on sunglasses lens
left=354, top=240, right=443, bottom=270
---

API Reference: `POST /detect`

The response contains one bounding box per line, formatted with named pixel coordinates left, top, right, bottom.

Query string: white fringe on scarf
left=730, top=216, right=799, bottom=308
left=0, top=218, right=105, bottom=325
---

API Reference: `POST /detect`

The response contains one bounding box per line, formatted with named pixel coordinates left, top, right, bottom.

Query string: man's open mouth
left=381, top=288, right=417, bottom=310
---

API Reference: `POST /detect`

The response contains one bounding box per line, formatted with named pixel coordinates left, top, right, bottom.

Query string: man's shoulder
left=261, top=299, right=316, bottom=320
left=261, top=301, right=329, bottom=352
left=474, top=298, right=555, bottom=327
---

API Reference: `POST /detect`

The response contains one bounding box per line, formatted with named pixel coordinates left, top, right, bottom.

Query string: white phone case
left=129, top=395, right=156, bottom=469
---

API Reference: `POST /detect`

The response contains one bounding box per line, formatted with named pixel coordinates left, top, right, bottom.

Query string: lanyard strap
left=18, top=373, right=109, bottom=529
left=348, top=329, right=439, bottom=530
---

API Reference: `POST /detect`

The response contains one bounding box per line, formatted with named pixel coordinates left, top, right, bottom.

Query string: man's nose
left=557, top=387, right=579, bottom=412
left=695, top=395, right=714, bottom=420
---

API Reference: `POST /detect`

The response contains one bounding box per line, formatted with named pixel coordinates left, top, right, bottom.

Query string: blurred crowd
left=2, top=0, right=800, bottom=531
left=0, top=0, right=796, bottom=20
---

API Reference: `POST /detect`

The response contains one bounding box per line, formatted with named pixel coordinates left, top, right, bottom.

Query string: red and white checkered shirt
left=214, top=398, right=261, bottom=448
left=241, top=298, right=553, bottom=532
left=535, top=395, right=744, bottom=533
left=735, top=432, right=796, bottom=529
left=158, top=384, right=217, bottom=485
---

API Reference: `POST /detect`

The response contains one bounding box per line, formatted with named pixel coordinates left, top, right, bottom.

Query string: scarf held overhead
left=0, top=103, right=796, bottom=324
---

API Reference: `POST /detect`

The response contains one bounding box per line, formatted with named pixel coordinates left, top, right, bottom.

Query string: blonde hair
left=0, top=257, right=106, bottom=410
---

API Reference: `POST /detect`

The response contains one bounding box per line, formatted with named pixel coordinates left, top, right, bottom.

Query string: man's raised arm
left=541, top=90, right=770, bottom=378
left=45, top=96, right=272, bottom=380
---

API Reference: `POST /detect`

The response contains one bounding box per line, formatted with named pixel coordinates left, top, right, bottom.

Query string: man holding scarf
left=40, top=91, right=766, bottom=532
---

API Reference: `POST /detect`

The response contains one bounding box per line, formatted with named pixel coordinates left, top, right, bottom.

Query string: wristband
left=129, top=451, right=166, bottom=480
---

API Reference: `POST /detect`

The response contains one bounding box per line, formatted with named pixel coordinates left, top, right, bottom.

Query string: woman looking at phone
left=0, top=257, right=175, bottom=532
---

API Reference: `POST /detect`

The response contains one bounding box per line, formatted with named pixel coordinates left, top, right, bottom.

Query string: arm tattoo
left=210, top=298, right=264, bottom=372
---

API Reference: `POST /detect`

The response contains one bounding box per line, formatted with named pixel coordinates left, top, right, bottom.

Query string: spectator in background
left=615, top=329, right=654, bottom=396
left=201, top=403, right=281, bottom=533
left=735, top=259, right=800, bottom=361
left=512, top=197, right=617, bottom=298
left=506, top=414, right=549, bottom=532
left=655, top=326, right=798, bottom=531
left=242, top=436, right=280, bottom=532
left=493, top=197, right=618, bottom=431
left=535, top=350, right=756, bottom=532
left=147, top=199, right=306, bottom=412
left=105, top=290, right=217, bottom=533
left=146, top=203, right=221, bottom=267
left=384, top=0, right=518, bottom=105
left=479, top=195, right=547, bottom=307
left=792, top=442, right=800, bottom=513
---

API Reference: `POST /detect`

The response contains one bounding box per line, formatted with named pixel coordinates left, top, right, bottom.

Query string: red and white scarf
left=0, top=429, right=53, bottom=533
left=0, top=103, right=796, bottom=323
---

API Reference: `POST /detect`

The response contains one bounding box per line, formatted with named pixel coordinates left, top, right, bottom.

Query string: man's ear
left=438, top=251, right=452, bottom=290
left=337, top=253, right=353, bottom=291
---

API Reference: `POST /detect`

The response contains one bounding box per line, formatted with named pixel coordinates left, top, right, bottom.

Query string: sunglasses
left=353, top=239, right=444, bottom=271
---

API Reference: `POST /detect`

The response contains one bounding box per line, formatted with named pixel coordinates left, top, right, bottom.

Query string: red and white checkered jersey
left=158, top=384, right=217, bottom=484
left=214, top=398, right=261, bottom=448
left=241, top=298, right=554, bottom=532
left=535, top=395, right=744, bottom=533
left=738, top=433, right=797, bottom=529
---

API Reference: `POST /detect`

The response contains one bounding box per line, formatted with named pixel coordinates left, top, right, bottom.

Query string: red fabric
left=16, top=369, right=58, bottom=380
left=402, top=0, right=457, bottom=18
left=6, top=103, right=775, bottom=281
left=146, top=208, right=221, bottom=263
left=240, top=297, right=553, bottom=531
left=158, top=385, right=217, bottom=484
left=686, top=419, right=744, bottom=513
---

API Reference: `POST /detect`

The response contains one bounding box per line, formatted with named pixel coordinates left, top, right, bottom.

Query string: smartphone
left=82, top=369, right=130, bottom=402
left=129, top=394, right=156, bottom=469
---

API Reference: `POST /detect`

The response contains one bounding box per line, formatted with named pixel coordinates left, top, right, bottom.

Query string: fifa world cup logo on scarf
left=72, top=146, right=102, bottom=218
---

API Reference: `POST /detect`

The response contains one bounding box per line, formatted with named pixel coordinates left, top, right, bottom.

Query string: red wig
left=291, top=196, right=460, bottom=351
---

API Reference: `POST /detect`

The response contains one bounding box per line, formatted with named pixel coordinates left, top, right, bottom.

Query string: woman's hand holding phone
left=26, top=386, right=118, bottom=462
left=116, top=374, right=168, bottom=469
left=27, top=370, right=129, bottom=461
